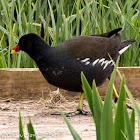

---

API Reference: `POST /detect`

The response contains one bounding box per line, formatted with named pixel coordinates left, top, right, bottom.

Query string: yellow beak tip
left=11, top=50, right=16, bottom=54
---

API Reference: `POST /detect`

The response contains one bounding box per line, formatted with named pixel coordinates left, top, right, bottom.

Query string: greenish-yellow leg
left=113, top=83, right=119, bottom=100
left=65, top=93, right=89, bottom=117
left=113, top=83, right=132, bottom=109
left=77, top=92, right=84, bottom=110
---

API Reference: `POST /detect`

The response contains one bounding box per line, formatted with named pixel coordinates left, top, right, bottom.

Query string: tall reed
left=0, top=0, right=139, bottom=68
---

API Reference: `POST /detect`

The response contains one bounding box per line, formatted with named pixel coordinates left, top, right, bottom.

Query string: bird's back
left=57, top=32, right=121, bottom=62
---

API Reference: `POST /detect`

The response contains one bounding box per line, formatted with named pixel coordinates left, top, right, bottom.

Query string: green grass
left=0, top=0, right=139, bottom=68
left=19, top=111, right=38, bottom=140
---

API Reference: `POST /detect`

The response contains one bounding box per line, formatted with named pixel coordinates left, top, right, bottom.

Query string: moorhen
left=11, top=28, right=135, bottom=116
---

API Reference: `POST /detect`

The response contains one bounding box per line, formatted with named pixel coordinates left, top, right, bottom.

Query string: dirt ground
left=0, top=92, right=140, bottom=140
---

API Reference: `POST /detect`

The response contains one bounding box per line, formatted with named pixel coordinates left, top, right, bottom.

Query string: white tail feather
left=119, top=45, right=131, bottom=54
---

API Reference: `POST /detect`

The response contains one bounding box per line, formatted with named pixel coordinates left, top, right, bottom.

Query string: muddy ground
left=0, top=93, right=139, bottom=140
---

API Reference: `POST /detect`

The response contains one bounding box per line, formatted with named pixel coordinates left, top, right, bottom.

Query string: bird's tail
left=119, top=39, right=136, bottom=54
left=91, top=28, right=122, bottom=37
left=107, top=28, right=122, bottom=37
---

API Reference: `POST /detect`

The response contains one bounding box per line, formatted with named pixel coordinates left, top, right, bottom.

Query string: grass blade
left=81, top=71, right=94, bottom=115
left=114, top=76, right=126, bottom=140
left=112, top=101, right=117, bottom=114
left=92, top=80, right=103, bottom=140
left=61, top=111, right=82, bottom=140
left=124, top=85, right=140, bottom=122
left=138, top=122, right=140, bottom=140
left=123, top=103, right=134, bottom=140
left=19, top=111, right=25, bottom=140
left=130, top=108, right=135, bottom=136
left=27, top=118, right=36, bottom=140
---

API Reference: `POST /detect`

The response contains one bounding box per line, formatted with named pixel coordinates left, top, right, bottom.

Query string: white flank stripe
left=92, top=59, right=99, bottom=66
left=103, top=60, right=112, bottom=69
left=85, top=61, right=90, bottom=65
left=99, top=58, right=105, bottom=63
left=101, top=60, right=108, bottom=66
left=81, top=58, right=90, bottom=63
left=119, top=45, right=131, bottom=54
left=79, top=57, right=115, bottom=68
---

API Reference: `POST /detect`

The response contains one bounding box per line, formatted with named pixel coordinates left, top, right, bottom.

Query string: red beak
left=11, top=44, right=20, bottom=54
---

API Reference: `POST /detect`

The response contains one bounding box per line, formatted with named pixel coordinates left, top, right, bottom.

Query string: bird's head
left=11, top=33, right=49, bottom=61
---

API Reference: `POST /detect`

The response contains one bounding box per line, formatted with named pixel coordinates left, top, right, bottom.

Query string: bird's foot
left=51, top=109, right=90, bottom=117
left=114, top=97, right=132, bottom=109
left=126, top=104, right=132, bottom=109
left=114, top=97, right=118, bottom=103
left=65, top=109, right=90, bottom=117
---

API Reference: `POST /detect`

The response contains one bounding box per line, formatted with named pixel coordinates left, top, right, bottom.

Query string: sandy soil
left=0, top=93, right=139, bottom=140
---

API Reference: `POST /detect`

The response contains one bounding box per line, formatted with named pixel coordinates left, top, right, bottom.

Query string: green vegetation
left=0, top=0, right=139, bottom=68
left=19, top=111, right=37, bottom=140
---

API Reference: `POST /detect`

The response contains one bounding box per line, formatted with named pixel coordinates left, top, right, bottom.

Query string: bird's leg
left=77, top=92, right=84, bottom=110
left=108, top=76, right=119, bottom=102
left=113, top=84, right=119, bottom=102
left=113, top=84, right=132, bottom=109
left=65, top=93, right=89, bottom=117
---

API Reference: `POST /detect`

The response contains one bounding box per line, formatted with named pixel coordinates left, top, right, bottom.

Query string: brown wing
left=57, top=28, right=122, bottom=62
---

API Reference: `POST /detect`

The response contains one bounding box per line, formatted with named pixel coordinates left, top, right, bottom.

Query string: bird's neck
left=28, top=40, right=50, bottom=62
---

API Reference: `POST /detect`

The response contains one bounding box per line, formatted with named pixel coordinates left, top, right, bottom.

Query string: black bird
left=11, top=28, right=135, bottom=116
